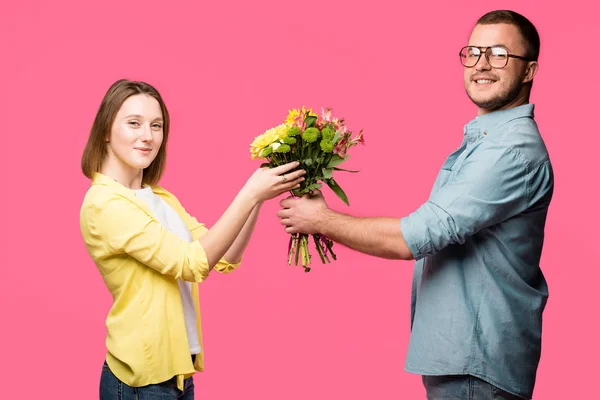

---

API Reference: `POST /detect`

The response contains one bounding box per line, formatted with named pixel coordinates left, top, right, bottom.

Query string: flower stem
left=288, top=234, right=297, bottom=265
left=324, top=238, right=337, bottom=261
left=302, top=234, right=311, bottom=272
left=294, top=233, right=302, bottom=266
left=313, top=234, right=326, bottom=264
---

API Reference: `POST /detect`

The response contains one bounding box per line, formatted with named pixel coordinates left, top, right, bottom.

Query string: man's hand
left=278, top=191, right=329, bottom=235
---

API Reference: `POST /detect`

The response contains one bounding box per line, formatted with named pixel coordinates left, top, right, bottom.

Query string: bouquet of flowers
left=250, top=106, right=364, bottom=272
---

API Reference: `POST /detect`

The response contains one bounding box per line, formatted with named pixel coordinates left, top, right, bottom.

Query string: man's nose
left=475, top=52, right=492, bottom=71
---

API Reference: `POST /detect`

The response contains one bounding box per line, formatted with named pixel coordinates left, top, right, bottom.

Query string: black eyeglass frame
left=459, top=46, right=534, bottom=69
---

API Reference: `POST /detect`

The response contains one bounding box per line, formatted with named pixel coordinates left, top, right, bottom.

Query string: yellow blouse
left=79, top=173, right=240, bottom=390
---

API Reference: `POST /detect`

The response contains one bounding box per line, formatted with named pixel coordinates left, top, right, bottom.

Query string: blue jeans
left=100, top=361, right=195, bottom=399
left=422, top=375, right=526, bottom=400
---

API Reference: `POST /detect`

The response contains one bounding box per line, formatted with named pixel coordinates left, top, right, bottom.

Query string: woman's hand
left=243, top=161, right=306, bottom=203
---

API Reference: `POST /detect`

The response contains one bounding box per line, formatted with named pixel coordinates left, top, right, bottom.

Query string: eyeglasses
left=459, top=46, right=533, bottom=69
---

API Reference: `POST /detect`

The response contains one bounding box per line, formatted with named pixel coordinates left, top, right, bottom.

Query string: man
left=277, top=10, right=553, bottom=400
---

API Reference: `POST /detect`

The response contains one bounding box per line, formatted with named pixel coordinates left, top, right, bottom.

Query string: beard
left=466, top=79, right=525, bottom=110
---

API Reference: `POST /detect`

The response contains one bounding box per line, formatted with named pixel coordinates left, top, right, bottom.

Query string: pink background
left=2, top=0, right=598, bottom=398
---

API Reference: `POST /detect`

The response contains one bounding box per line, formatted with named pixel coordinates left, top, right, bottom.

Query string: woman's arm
left=197, top=163, right=304, bottom=268
left=82, top=163, right=305, bottom=282
left=222, top=202, right=263, bottom=264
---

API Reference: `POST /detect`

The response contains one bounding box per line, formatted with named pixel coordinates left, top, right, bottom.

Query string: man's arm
left=317, top=210, right=413, bottom=260
left=278, top=193, right=413, bottom=260
left=279, top=140, right=539, bottom=262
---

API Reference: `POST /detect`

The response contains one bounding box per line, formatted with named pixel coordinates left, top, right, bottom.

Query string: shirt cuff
left=214, top=257, right=242, bottom=273
left=401, top=212, right=430, bottom=261
left=189, top=241, right=211, bottom=282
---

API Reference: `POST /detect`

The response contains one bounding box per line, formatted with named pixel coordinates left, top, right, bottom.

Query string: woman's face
left=106, top=94, right=164, bottom=174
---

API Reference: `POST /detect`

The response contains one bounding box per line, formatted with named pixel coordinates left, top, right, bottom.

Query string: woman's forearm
left=197, top=189, right=258, bottom=269
left=197, top=162, right=305, bottom=269
left=223, top=202, right=263, bottom=263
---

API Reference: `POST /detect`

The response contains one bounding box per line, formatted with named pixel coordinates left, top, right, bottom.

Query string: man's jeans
left=100, top=361, right=195, bottom=400
left=423, top=375, right=526, bottom=400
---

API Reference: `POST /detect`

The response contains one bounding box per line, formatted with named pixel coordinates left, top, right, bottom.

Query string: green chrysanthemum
left=320, top=139, right=334, bottom=153
left=287, top=126, right=301, bottom=137
left=261, top=146, right=273, bottom=157
left=302, top=127, right=320, bottom=143
left=282, top=136, right=297, bottom=145
left=321, top=126, right=335, bottom=141
left=275, top=144, right=291, bottom=153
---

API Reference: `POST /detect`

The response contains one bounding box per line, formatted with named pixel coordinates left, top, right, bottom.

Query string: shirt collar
left=463, top=103, right=535, bottom=143
left=91, top=172, right=167, bottom=196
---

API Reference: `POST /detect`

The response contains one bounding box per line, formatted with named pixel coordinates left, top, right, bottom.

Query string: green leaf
left=306, top=182, right=322, bottom=192
left=325, top=154, right=348, bottom=168
left=305, top=115, right=318, bottom=128
left=322, top=168, right=333, bottom=179
left=295, top=182, right=322, bottom=197
left=333, top=167, right=359, bottom=173
left=325, top=178, right=349, bottom=206
left=303, top=158, right=313, bottom=166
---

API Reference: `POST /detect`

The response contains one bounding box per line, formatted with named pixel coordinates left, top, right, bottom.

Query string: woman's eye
left=152, top=124, right=162, bottom=129
left=128, top=121, right=140, bottom=126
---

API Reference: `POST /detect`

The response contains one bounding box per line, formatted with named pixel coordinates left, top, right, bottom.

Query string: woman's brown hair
left=81, top=79, right=170, bottom=186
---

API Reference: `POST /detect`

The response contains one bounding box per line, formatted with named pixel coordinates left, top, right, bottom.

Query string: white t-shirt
left=134, top=186, right=201, bottom=355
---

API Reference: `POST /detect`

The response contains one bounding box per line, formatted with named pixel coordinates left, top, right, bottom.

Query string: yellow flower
left=249, top=123, right=289, bottom=159
left=285, top=106, right=317, bottom=125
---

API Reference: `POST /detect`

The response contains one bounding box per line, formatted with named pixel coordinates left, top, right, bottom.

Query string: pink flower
left=351, top=129, right=365, bottom=145
left=316, top=115, right=325, bottom=129
left=292, top=115, right=306, bottom=130
left=321, top=107, right=332, bottom=122
left=332, top=117, right=347, bottom=134
left=334, top=137, right=348, bottom=157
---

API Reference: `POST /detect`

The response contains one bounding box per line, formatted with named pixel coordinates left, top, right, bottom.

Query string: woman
left=79, top=79, right=304, bottom=399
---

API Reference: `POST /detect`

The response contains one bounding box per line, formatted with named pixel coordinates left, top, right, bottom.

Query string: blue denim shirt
left=400, top=104, right=553, bottom=399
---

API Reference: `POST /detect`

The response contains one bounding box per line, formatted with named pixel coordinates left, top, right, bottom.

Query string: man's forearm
left=317, top=210, right=413, bottom=260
